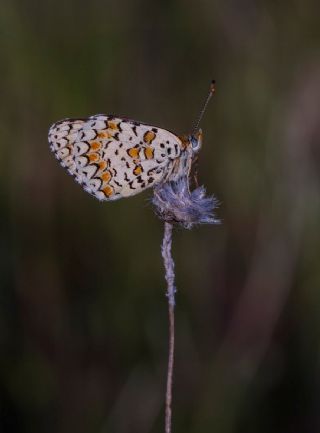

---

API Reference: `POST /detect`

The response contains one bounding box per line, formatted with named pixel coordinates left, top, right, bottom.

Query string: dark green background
left=1, top=0, right=320, bottom=432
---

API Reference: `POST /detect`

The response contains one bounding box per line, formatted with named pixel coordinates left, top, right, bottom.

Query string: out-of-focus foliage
left=1, top=0, right=320, bottom=432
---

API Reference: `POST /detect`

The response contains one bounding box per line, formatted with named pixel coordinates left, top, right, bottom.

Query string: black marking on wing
left=82, top=164, right=98, bottom=179
left=92, top=177, right=102, bottom=188
left=75, top=142, right=89, bottom=154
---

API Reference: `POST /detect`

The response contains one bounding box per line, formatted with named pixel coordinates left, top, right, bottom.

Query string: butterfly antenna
left=191, top=80, right=216, bottom=135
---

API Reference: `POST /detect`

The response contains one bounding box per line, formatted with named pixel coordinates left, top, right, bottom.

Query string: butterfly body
left=49, top=114, right=199, bottom=201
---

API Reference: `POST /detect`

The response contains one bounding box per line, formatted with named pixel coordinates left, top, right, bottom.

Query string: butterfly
left=48, top=81, right=215, bottom=201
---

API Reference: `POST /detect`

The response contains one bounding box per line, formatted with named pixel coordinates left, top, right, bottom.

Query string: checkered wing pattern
left=48, top=115, right=183, bottom=201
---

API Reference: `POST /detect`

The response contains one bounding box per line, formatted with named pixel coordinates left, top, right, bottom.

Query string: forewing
left=48, top=115, right=182, bottom=201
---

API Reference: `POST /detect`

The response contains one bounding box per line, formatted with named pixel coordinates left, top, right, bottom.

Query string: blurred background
left=1, top=0, right=320, bottom=432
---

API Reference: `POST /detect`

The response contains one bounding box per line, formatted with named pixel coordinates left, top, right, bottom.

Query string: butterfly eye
left=190, top=129, right=202, bottom=152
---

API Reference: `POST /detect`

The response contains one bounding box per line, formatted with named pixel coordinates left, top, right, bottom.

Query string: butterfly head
left=189, top=129, right=202, bottom=154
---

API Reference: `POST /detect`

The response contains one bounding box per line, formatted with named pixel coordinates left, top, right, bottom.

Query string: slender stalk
left=161, top=222, right=176, bottom=433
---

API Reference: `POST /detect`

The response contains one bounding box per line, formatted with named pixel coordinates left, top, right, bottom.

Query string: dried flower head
left=152, top=176, right=219, bottom=229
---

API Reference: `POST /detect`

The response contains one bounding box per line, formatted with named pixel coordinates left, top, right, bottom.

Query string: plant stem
left=161, top=222, right=176, bottom=433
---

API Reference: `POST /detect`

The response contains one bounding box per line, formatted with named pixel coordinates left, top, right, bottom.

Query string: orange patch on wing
left=133, top=165, right=143, bottom=176
left=144, top=146, right=154, bottom=160
left=97, top=131, right=111, bottom=139
left=143, top=130, right=156, bottom=144
left=98, top=161, right=108, bottom=171
left=90, top=140, right=102, bottom=150
left=101, top=171, right=111, bottom=183
left=88, top=153, right=99, bottom=162
left=107, top=121, right=118, bottom=130
left=102, top=185, right=113, bottom=197
left=128, top=147, right=140, bottom=159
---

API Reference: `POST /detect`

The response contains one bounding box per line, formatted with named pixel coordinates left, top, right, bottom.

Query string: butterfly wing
left=48, top=115, right=183, bottom=201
